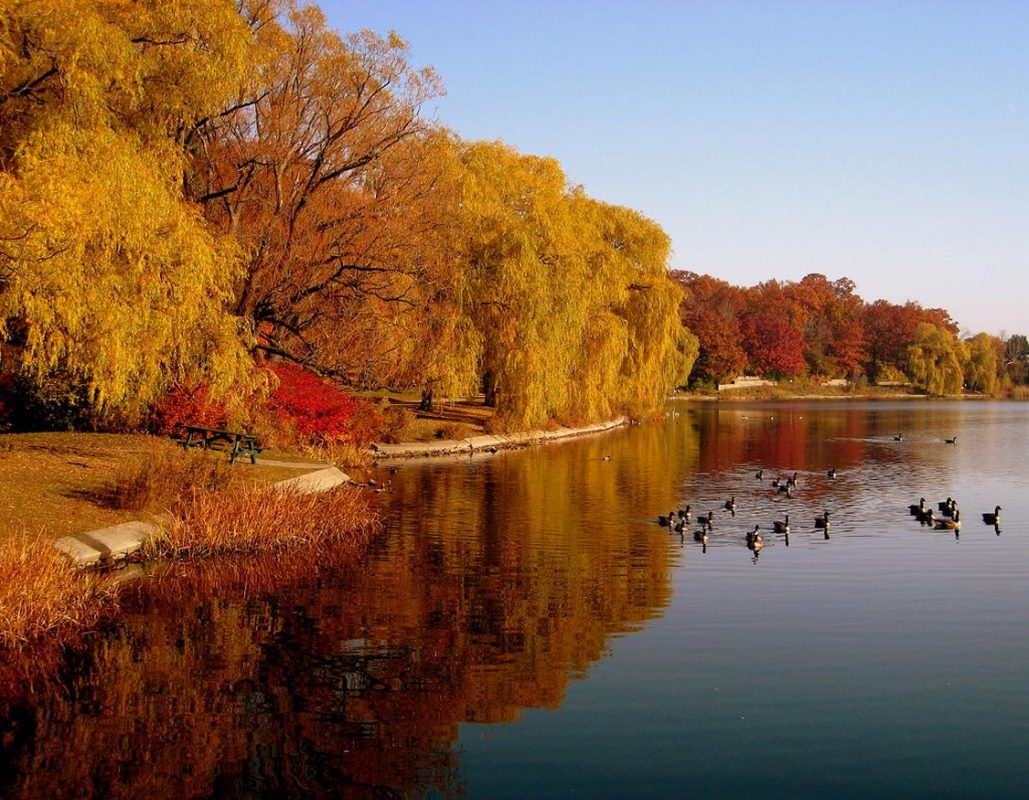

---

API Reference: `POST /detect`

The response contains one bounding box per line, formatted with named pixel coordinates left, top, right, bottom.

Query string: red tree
left=740, top=313, right=807, bottom=377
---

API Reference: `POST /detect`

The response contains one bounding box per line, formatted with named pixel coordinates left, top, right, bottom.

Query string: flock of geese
left=656, top=468, right=839, bottom=558
left=655, top=434, right=1005, bottom=558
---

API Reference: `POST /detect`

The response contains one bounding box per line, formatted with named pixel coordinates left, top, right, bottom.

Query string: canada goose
left=917, top=507, right=936, bottom=526
left=785, top=484, right=795, bottom=498
left=678, top=505, right=692, bottom=523
left=658, top=510, right=675, bottom=527
left=746, top=524, right=763, bottom=546
left=756, top=469, right=764, bottom=480
left=602, top=455, right=613, bottom=461
left=938, top=497, right=956, bottom=517
left=773, top=514, right=790, bottom=534
left=945, top=436, right=957, bottom=445
left=724, top=496, right=736, bottom=514
left=706, top=510, right=715, bottom=528
left=982, top=506, right=1002, bottom=525
left=827, top=467, right=838, bottom=480
left=893, top=433, right=904, bottom=441
left=936, top=509, right=961, bottom=530
left=673, top=517, right=688, bottom=533
left=693, top=528, right=710, bottom=544
left=815, top=510, right=831, bottom=529
left=909, top=498, right=926, bottom=516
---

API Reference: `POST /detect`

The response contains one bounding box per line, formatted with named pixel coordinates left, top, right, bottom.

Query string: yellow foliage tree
left=905, top=322, right=968, bottom=396
left=964, top=332, right=999, bottom=395
left=0, top=0, right=257, bottom=421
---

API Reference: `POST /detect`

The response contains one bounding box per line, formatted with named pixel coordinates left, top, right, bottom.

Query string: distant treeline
left=0, top=3, right=1022, bottom=441
left=673, top=271, right=1028, bottom=395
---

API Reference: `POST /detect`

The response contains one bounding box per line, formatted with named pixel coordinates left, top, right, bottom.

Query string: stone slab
left=54, top=520, right=161, bottom=567
left=273, top=466, right=351, bottom=494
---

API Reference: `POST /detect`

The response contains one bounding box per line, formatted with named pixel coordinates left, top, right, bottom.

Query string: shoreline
left=369, top=416, right=628, bottom=460
left=670, top=392, right=1003, bottom=402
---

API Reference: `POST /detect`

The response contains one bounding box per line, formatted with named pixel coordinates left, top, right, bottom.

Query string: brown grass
left=1010, top=385, right=1029, bottom=400
left=0, top=535, right=116, bottom=650
left=142, top=484, right=380, bottom=559
left=111, top=446, right=233, bottom=512
left=0, top=533, right=121, bottom=700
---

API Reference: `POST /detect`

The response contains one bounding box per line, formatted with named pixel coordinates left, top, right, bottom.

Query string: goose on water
left=724, top=496, right=736, bottom=515
left=827, top=467, right=838, bottom=480
left=746, top=524, right=763, bottom=548
left=945, top=436, right=958, bottom=445
left=936, top=509, right=961, bottom=530
left=894, top=433, right=904, bottom=441
left=909, top=498, right=926, bottom=516
left=982, top=506, right=1002, bottom=525
left=815, top=510, right=831, bottom=529
left=773, top=514, right=790, bottom=534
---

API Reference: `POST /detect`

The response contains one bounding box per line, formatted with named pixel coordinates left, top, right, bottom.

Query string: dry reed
left=143, top=484, right=380, bottom=559
left=0, top=535, right=120, bottom=700
left=111, top=445, right=232, bottom=512
left=0, top=535, right=117, bottom=650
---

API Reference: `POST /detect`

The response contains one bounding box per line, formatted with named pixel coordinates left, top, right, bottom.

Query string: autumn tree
left=905, top=323, right=967, bottom=396
left=673, top=272, right=747, bottom=383
left=739, top=313, right=807, bottom=377
left=0, top=0, right=256, bottom=421
left=963, top=332, right=999, bottom=394
left=189, top=4, right=450, bottom=388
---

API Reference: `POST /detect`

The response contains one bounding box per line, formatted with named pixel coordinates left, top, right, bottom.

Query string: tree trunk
left=482, top=371, right=498, bottom=407
left=419, top=386, right=434, bottom=412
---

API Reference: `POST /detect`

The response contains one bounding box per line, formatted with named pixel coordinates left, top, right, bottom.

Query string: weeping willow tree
left=450, top=139, right=696, bottom=429
left=0, top=0, right=257, bottom=423
left=905, top=322, right=968, bottom=396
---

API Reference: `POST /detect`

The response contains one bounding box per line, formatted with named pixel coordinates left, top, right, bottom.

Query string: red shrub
left=149, top=384, right=226, bottom=435
left=266, top=363, right=381, bottom=446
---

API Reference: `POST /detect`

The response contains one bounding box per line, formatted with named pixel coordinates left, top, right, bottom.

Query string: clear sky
left=319, top=0, right=1028, bottom=337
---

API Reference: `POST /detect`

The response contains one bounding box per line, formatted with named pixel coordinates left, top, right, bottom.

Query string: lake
left=2, top=401, right=1027, bottom=798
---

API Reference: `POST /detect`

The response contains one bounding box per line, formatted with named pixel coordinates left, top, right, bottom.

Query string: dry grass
left=1010, top=385, right=1029, bottom=400
left=142, top=484, right=380, bottom=559
left=111, top=446, right=233, bottom=512
left=0, top=432, right=323, bottom=541
left=0, top=534, right=116, bottom=649
left=300, top=441, right=374, bottom=469
left=0, top=534, right=120, bottom=699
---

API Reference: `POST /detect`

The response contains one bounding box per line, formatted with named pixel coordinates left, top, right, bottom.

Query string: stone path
left=370, top=417, right=627, bottom=460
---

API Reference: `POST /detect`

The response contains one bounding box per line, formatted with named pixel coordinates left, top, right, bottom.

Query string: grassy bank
left=0, top=432, right=321, bottom=540
left=0, top=480, right=380, bottom=702
left=0, top=432, right=378, bottom=699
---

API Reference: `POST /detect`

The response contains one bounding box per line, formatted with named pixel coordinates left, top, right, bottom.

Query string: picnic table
left=179, top=425, right=262, bottom=465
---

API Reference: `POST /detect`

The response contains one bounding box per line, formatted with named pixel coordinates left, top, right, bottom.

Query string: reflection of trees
left=0, top=429, right=688, bottom=798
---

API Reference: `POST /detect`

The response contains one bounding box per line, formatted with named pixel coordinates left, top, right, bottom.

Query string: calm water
left=2, top=401, right=1028, bottom=798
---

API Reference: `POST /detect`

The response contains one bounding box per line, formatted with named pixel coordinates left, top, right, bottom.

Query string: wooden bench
left=178, top=425, right=262, bottom=465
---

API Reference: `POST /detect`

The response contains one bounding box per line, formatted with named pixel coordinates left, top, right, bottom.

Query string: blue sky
left=319, top=1, right=1028, bottom=336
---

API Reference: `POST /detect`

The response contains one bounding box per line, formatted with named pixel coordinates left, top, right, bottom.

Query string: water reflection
left=1, top=401, right=1026, bottom=798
